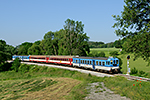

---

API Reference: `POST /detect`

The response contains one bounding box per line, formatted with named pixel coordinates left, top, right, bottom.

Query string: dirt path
left=85, top=82, right=130, bottom=100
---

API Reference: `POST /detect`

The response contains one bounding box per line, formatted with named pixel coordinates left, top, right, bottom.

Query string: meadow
left=90, top=48, right=150, bottom=75
left=0, top=64, right=150, bottom=100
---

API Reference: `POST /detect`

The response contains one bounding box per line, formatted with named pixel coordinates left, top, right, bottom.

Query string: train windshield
left=116, top=60, right=119, bottom=64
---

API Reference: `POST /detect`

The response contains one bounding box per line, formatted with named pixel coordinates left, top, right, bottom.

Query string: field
left=0, top=77, right=81, bottom=100
left=0, top=65, right=150, bottom=100
left=90, top=48, right=150, bottom=74
left=90, top=48, right=120, bottom=57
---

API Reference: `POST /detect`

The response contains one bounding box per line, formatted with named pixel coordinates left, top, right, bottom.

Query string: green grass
left=104, top=76, right=150, bottom=100
left=90, top=48, right=120, bottom=57
left=0, top=64, right=150, bottom=100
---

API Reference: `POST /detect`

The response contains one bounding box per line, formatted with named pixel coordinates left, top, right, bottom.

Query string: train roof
left=73, top=57, right=109, bottom=60
left=13, top=55, right=29, bottom=57
left=29, top=55, right=74, bottom=58
left=30, top=55, right=47, bottom=57
left=49, top=55, right=74, bottom=58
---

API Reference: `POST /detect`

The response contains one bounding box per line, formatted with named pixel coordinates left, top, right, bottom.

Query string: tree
left=28, top=44, right=41, bottom=55
left=113, top=39, right=122, bottom=48
left=34, top=40, right=41, bottom=45
left=112, top=0, right=150, bottom=64
left=0, top=40, right=8, bottom=64
left=40, top=31, right=58, bottom=55
left=0, top=40, right=16, bottom=71
left=58, top=19, right=90, bottom=56
left=17, top=42, right=33, bottom=55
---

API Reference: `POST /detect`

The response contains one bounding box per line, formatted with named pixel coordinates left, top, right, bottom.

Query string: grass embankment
left=90, top=48, right=150, bottom=75
left=0, top=64, right=150, bottom=100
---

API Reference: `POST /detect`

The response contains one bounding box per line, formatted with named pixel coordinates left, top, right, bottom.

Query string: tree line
left=88, top=39, right=126, bottom=48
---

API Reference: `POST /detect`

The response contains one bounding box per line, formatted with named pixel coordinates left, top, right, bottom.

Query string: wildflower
left=133, top=84, right=135, bottom=86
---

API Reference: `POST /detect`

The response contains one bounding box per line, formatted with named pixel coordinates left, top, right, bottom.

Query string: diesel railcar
left=12, top=55, right=120, bottom=73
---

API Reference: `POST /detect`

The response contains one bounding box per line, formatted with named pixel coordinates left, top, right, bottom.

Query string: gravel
left=85, top=82, right=131, bottom=100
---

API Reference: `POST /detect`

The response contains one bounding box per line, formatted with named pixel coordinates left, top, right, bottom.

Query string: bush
left=11, top=58, right=21, bottom=72
left=139, top=70, right=145, bottom=76
left=109, top=51, right=119, bottom=57
left=0, top=62, right=12, bottom=72
left=19, top=64, right=31, bottom=73
left=130, top=67, right=138, bottom=75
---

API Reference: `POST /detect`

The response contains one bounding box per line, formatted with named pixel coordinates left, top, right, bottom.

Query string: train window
left=83, top=60, right=84, bottom=64
left=102, top=62, right=105, bottom=66
left=76, top=60, right=77, bottom=63
left=88, top=61, right=89, bottom=64
left=108, top=61, right=110, bottom=65
left=99, top=61, right=101, bottom=65
left=90, top=61, right=91, bottom=64
left=85, top=60, right=87, bottom=64
left=96, top=61, right=98, bottom=65
left=81, top=60, right=82, bottom=63
left=116, top=60, right=119, bottom=64
left=114, top=60, right=115, bottom=64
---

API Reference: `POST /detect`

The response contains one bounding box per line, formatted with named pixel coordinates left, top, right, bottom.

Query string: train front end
left=107, top=57, right=120, bottom=73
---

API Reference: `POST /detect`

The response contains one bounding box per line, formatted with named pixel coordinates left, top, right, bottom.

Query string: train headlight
left=111, top=60, right=113, bottom=64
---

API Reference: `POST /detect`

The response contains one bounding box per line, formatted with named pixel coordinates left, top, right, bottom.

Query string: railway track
left=115, top=74, right=150, bottom=82
left=8, top=61, right=150, bottom=82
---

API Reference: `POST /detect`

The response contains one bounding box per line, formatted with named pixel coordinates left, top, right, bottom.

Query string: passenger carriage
left=46, top=56, right=73, bottom=65
left=29, top=55, right=47, bottom=62
left=12, top=55, right=30, bottom=61
left=73, top=57, right=119, bottom=72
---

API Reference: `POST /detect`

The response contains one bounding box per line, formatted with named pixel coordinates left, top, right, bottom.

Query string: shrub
left=139, top=70, right=145, bottom=76
left=130, top=67, right=138, bottom=75
left=0, top=62, right=12, bottom=72
left=11, top=58, right=21, bottom=72
left=96, top=52, right=105, bottom=57
left=19, top=64, right=31, bottom=73
left=109, top=51, right=119, bottom=57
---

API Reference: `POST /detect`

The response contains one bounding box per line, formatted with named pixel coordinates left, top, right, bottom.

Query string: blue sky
left=0, top=0, right=125, bottom=46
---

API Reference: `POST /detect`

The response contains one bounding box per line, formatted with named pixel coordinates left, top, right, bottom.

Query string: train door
left=79, top=59, right=80, bottom=67
left=92, top=60, right=95, bottom=70
left=46, top=57, right=49, bottom=63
